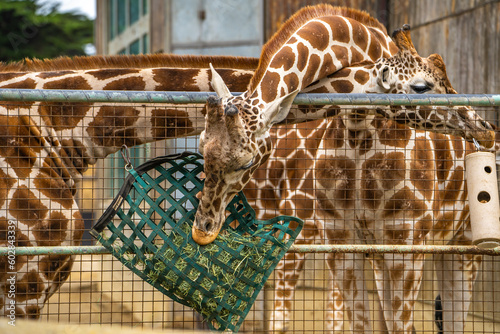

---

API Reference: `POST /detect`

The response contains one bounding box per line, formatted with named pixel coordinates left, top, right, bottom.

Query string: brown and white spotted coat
left=194, top=5, right=494, bottom=247
left=244, top=25, right=492, bottom=334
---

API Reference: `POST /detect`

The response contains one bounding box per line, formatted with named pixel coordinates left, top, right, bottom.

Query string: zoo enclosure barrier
left=1, top=89, right=500, bottom=333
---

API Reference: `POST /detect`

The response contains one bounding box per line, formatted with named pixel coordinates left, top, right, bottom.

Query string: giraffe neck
left=245, top=7, right=395, bottom=106
left=0, top=53, right=394, bottom=188
left=214, top=6, right=398, bottom=144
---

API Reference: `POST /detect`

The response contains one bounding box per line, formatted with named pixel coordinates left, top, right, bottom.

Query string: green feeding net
left=90, top=151, right=303, bottom=332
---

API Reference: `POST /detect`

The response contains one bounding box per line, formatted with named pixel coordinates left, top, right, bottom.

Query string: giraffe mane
left=0, top=54, right=259, bottom=73
left=248, top=5, right=388, bottom=93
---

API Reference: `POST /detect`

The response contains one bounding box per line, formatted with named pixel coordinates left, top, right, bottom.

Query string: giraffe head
left=369, top=24, right=495, bottom=145
left=375, top=24, right=458, bottom=95
left=192, top=66, right=285, bottom=245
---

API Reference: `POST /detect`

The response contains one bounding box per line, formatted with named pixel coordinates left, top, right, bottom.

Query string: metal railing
left=1, top=88, right=500, bottom=257
left=1, top=244, right=500, bottom=257
left=0, top=88, right=499, bottom=106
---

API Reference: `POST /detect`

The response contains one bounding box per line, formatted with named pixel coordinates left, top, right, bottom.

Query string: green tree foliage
left=0, top=0, right=93, bottom=62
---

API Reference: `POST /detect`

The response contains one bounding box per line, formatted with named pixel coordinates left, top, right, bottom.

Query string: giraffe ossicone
left=193, top=5, right=495, bottom=246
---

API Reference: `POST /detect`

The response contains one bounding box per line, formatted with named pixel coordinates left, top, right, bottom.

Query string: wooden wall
left=149, top=0, right=167, bottom=54
left=388, top=0, right=500, bottom=95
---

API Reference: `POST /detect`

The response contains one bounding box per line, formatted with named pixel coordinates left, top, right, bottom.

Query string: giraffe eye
left=237, top=158, right=254, bottom=171
left=411, top=83, right=431, bottom=94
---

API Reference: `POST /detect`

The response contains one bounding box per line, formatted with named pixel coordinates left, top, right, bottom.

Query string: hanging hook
left=120, top=144, right=133, bottom=171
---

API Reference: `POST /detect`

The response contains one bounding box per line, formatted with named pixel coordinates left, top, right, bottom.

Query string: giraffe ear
left=377, top=66, right=392, bottom=92
left=210, top=63, right=233, bottom=99
left=261, top=89, right=299, bottom=129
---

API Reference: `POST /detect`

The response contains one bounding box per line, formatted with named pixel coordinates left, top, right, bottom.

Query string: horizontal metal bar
left=0, top=88, right=499, bottom=106
left=1, top=244, right=499, bottom=257
left=288, top=244, right=500, bottom=255
left=0, top=246, right=110, bottom=256
left=0, top=89, right=213, bottom=104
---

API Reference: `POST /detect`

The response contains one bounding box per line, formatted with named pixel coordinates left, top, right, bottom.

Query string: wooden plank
left=389, top=1, right=500, bottom=94
left=149, top=0, right=166, bottom=53
left=94, top=1, right=109, bottom=55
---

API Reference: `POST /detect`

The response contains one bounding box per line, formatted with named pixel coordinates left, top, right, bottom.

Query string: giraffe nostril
left=204, top=221, right=214, bottom=232
left=481, top=119, right=492, bottom=130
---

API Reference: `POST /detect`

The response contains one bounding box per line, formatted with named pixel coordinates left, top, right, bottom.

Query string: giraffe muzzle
left=192, top=217, right=221, bottom=245
left=468, top=121, right=495, bottom=149
left=479, top=131, right=496, bottom=150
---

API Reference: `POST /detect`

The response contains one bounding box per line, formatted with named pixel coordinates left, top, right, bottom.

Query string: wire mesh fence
left=1, top=90, right=500, bottom=333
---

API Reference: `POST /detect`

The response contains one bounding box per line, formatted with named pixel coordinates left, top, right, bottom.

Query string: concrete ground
left=40, top=254, right=500, bottom=333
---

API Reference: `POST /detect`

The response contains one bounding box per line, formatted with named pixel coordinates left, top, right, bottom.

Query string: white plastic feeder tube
left=465, top=151, right=500, bottom=248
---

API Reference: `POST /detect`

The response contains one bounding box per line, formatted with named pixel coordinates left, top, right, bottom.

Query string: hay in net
left=90, top=152, right=303, bottom=332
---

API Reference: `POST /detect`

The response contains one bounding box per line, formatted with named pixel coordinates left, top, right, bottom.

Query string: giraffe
left=193, top=4, right=495, bottom=248
left=0, top=53, right=264, bottom=319
left=242, top=26, right=492, bottom=333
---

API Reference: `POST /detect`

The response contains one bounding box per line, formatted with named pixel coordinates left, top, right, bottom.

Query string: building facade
left=95, top=0, right=264, bottom=57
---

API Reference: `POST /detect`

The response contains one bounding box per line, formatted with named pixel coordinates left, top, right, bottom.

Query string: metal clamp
left=120, top=144, right=133, bottom=171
